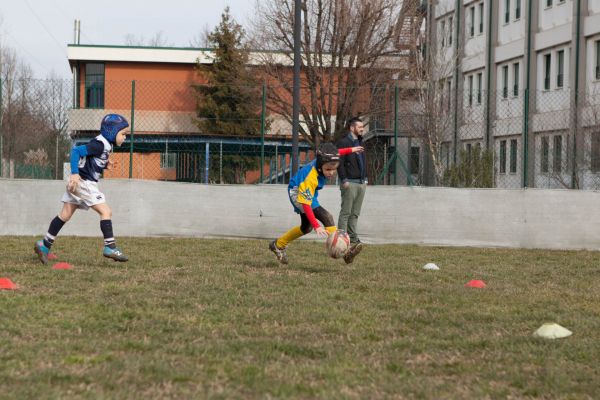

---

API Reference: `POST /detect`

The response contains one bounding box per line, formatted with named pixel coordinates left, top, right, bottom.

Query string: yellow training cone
left=533, top=323, right=572, bottom=339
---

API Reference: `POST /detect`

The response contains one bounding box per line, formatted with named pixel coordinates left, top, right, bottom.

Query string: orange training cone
left=48, top=253, right=58, bottom=261
left=52, top=262, right=72, bottom=270
left=465, top=279, right=486, bottom=288
left=0, top=278, right=17, bottom=290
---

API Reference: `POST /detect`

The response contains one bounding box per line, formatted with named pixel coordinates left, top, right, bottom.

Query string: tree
left=194, top=7, right=267, bottom=183
left=442, top=147, right=494, bottom=188
left=0, top=42, right=71, bottom=178
left=251, top=0, right=420, bottom=145
left=405, top=1, right=462, bottom=185
left=194, top=7, right=263, bottom=137
left=1, top=45, right=35, bottom=176
left=124, top=31, right=173, bottom=47
left=189, top=23, right=213, bottom=48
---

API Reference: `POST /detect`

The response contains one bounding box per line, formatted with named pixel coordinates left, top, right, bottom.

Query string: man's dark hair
left=348, top=117, right=362, bottom=129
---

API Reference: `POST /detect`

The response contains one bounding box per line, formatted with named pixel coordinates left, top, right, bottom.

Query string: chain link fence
left=1, top=78, right=600, bottom=189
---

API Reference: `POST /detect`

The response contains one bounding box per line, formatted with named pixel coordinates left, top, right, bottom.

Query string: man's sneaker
left=34, top=240, right=49, bottom=264
left=269, top=240, right=288, bottom=265
left=103, top=246, right=129, bottom=262
left=344, top=242, right=364, bottom=264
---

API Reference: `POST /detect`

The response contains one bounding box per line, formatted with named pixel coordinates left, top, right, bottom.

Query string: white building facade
left=429, top=0, right=600, bottom=189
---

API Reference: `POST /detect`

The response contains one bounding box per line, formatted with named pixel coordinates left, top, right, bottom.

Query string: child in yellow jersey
left=269, top=142, right=364, bottom=264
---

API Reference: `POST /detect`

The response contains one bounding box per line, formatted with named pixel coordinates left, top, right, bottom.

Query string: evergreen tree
left=194, top=8, right=267, bottom=183
left=195, top=7, right=263, bottom=137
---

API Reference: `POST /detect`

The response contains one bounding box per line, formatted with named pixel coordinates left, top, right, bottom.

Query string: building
left=429, top=0, right=600, bottom=189
left=67, top=44, right=312, bottom=183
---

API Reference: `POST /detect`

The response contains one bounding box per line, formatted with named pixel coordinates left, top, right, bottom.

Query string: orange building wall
left=78, top=61, right=379, bottom=120
left=103, top=152, right=176, bottom=181
left=76, top=60, right=351, bottom=183
left=79, top=62, right=208, bottom=112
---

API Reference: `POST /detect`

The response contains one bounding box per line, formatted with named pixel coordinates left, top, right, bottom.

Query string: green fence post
left=522, top=0, right=534, bottom=188
left=571, top=0, right=582, bottom=189
left=523, top=87, right=529, bottom=188
left=260, top=83, right=266, bottom=183
left=129, top=80, right=135, bottom=179
left=394, top=85, right=398, bottom=185
left=0, top=77, right=3, bottom=179
left=204, top=142, right=210, bottom=185
left=55, top=134, right=59, bottom=179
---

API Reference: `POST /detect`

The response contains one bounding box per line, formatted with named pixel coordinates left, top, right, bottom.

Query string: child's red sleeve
left=302, top=204, right=321, bottom=229
left=339, top=148, right=353, bottom=156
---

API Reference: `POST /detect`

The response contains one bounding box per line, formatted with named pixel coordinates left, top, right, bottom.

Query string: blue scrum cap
left=100, top=114, right=129, bottom=143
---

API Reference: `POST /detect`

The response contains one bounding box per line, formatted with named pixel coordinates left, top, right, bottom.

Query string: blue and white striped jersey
left=78, top=135, right=112, bottom=182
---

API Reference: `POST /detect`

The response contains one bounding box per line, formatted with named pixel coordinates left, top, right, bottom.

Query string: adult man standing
left=336, top=117, right=367, bottom=264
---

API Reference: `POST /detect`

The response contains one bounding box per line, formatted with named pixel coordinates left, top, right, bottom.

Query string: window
left=553, top=135, right=562, bottom=173
left=502, top=65, right=509, bottom=99
left=504, top=0, right=510, bottom=24
left=557, top=50, right=564, bottom=88
left=441, top=20, right=446, bottom=47
left=513, top=62, right=519, bottom=96
left=592, top=132, right=600, bottom=173
left=546, top=0, right=553, bottom=7
left=160, top=153, right=177, bottom=169
left=439, top=80, right=445, bottom=110
left=515, top=0, right=521, bottom=19
left=477, top=73, right=482, bottom=104
left=442, top=142, right=450, bottom=169
left=466, top=143, right=473, bottom=162
left=544, top=53, right=551, bottom=90
left=410, top=146, right=420, bottom=174
left=468, top=75, right=474, bottom=106
left=478, top=3, right=484, bottom=33
left=541, top=136, right=549, bottom=173
left=470, top=7, right=475, bottom=37
left=84, top=63, right=105, bottom=109
left=447, top=79, right=452, bottom=111
left=448, top=17, right=453, bottom=46
left=499, top=140, right=507, bottom=173
left=510, top=139, right=518, bottom=173
left=595, top=40, right=600, bottom=80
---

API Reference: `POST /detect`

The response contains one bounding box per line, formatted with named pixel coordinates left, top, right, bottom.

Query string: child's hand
left=352, top=146, right=364, bottom=153
left=315, top=226, right=328, bottom=237
left=67, top=174, right=81, bottom=194
left=106, top=158, right=118, bottom=171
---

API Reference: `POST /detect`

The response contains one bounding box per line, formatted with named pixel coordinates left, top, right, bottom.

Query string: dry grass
left=1, top=236, right=599, bottom=398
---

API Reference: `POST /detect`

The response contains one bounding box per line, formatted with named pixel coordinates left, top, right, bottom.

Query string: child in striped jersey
left=34, top=114, right=130, bottom=264
left=269, top=142, right=364, bottom=265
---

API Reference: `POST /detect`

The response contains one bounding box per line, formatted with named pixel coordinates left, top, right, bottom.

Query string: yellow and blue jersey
left=288, top=160, right=327, bottom=213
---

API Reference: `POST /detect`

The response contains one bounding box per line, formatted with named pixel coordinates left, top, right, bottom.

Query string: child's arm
left=69, top=141, right=105, bottom=175
left=339, top=146, right=364, bottom=156
left=302, top=204, right=328, bottom=237
left=69, top=145, right=88, bottom=175
left=67, top=145, right=87, bottom=193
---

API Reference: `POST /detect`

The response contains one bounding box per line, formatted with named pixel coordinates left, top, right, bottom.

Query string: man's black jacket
left=336, top=134, right=367, bottom=182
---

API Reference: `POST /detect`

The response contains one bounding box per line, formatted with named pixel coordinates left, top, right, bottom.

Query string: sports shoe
left=269, top=240, right=288, bottom=265
left=103, top=246, right=129, bottom=262
left=34, top=240, right=49, bottom=264
left=343, top=242, right=364, bottom=264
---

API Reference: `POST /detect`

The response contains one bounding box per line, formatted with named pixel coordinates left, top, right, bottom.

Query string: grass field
left=1, top=236, right=600, bottom=398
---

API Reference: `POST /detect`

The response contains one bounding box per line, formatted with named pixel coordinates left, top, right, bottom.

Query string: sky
left=0, top=0, right=255, bottom=79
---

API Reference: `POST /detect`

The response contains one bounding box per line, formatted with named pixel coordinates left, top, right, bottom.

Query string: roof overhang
left=67, top=44, right=412, bottom=69
left=67, top=44, right=214, bottom=65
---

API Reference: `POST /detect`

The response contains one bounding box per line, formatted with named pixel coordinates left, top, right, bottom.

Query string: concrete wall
left=2, top=179, right=600, bottom=250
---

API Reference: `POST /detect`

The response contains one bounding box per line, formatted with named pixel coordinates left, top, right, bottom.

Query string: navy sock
left=100, top=219, right=116, bottom=249
left=44, top=216, right=66, bottom=248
